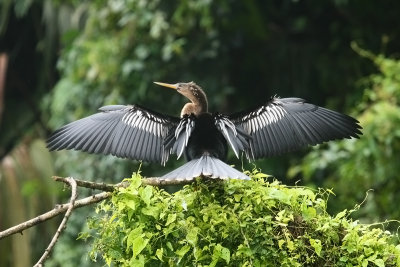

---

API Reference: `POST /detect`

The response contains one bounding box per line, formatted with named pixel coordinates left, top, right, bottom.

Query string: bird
left=47, top=81, right=362, bottom=181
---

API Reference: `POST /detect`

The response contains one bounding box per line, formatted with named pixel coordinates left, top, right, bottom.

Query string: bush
left=85, top=172, right=400, bottom=266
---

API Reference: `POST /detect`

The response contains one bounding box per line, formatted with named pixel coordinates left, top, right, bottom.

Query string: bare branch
left=52, top=176, right=127, bottom=192
left=0, top=190, right=111, bottom=240
left=34, top=177, right=77, bottom=266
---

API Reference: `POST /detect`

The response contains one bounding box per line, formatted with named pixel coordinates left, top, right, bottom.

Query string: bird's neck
left=181, top=89, right=208, bottom=117
left=180, top=103, right=206, bottom=117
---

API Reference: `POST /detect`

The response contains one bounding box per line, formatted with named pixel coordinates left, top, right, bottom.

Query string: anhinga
left=47, top=82, right=362, bottom=181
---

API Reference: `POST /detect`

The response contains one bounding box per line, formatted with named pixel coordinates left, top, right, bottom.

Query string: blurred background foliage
left=289, top=45, right=400, bottom=222
left=1, top=0, right=399, bottom=266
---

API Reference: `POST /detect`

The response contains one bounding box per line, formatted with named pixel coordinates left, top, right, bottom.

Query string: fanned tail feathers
left=160, top=154, right=250, bottom=181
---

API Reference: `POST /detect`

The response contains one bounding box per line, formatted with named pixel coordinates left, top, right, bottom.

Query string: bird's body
left=47, top=82, right=362, bottom=181
left=184, top=113, right=228, bottom=160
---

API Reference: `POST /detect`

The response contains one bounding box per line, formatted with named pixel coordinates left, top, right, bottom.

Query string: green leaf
left=176, top=245, right=190, bottom=257
left=186, top=227, right=199, bottom=246
left=220, top=246, right=230, bottom=264
left=302, top=207, right=317, bottom=221
left=335, top=210, right=347, bottom=220
left=252, top=172, right=269, bottom=179
left=131, top=236, right=149, bottom=257
left=130, top=174, right=142, bottom=189
left=234, top=194, right=242, bottom=202
left=129, top=254, right=145, bottom=267
left=209, top=258, right=218, bottom=267
left=269, top=188, right=291, bottom=205
left=141, top=206, right=160, bottom=218
left=309, top=238, right=322, bottom=257
left=287, top=239, right=295, bottom=251
left=372, top=259, right=384, bottom=267
left=127, top=227, right=143, bottom=251
left=156, top=248, right=163, bottom=261
left=125, top=199, right=137, bottom=211
left=166, top=242, right=173, bottom=251
left=211, top=245, right=222, bottom=267
left=278, top=239, right=285, bottom=249
left=140, top=186, right=153, bottom=206
left=165, top=213, right=176, bottom=226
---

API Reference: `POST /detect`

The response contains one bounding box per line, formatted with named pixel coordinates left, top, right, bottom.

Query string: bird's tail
left=160, top=154, right=250, bottom=181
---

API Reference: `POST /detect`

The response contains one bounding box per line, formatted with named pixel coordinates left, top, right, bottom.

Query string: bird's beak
left=154, top=82, right=178, bottom=90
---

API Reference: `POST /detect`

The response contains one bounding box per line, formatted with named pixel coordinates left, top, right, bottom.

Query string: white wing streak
left=47, top=105, right=177, bottom=164
left=230, top=97, right=362, bottom=160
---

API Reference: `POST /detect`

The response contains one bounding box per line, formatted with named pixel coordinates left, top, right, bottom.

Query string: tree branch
left=53, top=175, right=195, bottom=188
left=52, top=176, right=125, bottom=192
left=142, top=177, right=195, bottom=186
left=0, top=175, right=195, bottom=241
left=0, top=189, right=111, bottom=240
left=34, top=177, right=78, bottom=266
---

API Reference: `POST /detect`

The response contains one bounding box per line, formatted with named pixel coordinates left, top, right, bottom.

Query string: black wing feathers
left=214, top=114, right=252, bottom=158
left=230, top=97, right=362, bottom=160
left=164, top=115, right=195, bottom=159
left=47, top=105, right=178, bottom=164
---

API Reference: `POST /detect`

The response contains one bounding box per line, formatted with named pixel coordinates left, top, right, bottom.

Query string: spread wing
left=47, top=105, right=179, bottom=165
left=229, top=97, right=362, bottom=160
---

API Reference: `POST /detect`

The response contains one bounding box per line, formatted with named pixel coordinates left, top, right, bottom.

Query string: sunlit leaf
left=131, top=236, right=149, bottom=258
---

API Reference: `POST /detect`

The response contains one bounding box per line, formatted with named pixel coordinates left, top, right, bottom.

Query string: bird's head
left=154, top=81, right=208, bottom=115
left=154, top=81, right=202, bottom=99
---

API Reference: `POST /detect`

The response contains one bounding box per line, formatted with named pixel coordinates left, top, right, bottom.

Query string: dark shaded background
left=1, top=0, right=399, bottom=266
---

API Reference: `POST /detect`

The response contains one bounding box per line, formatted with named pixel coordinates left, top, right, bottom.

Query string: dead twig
left=0, top=189, right=111, bottom=240
left=52, top=176, right=126, bottom=192
left=34, top=177, right=78, bottom=266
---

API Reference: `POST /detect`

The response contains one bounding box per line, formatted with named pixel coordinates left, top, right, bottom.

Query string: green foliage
left=48, top=0, right=229, bottom=127
left=290, top=50, right=400, bottom=222
left=86, top=172, right=400, bottom=266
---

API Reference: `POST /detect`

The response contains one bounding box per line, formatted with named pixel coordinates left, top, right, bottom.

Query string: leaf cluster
left=86, top=172, right=400, bottom=266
